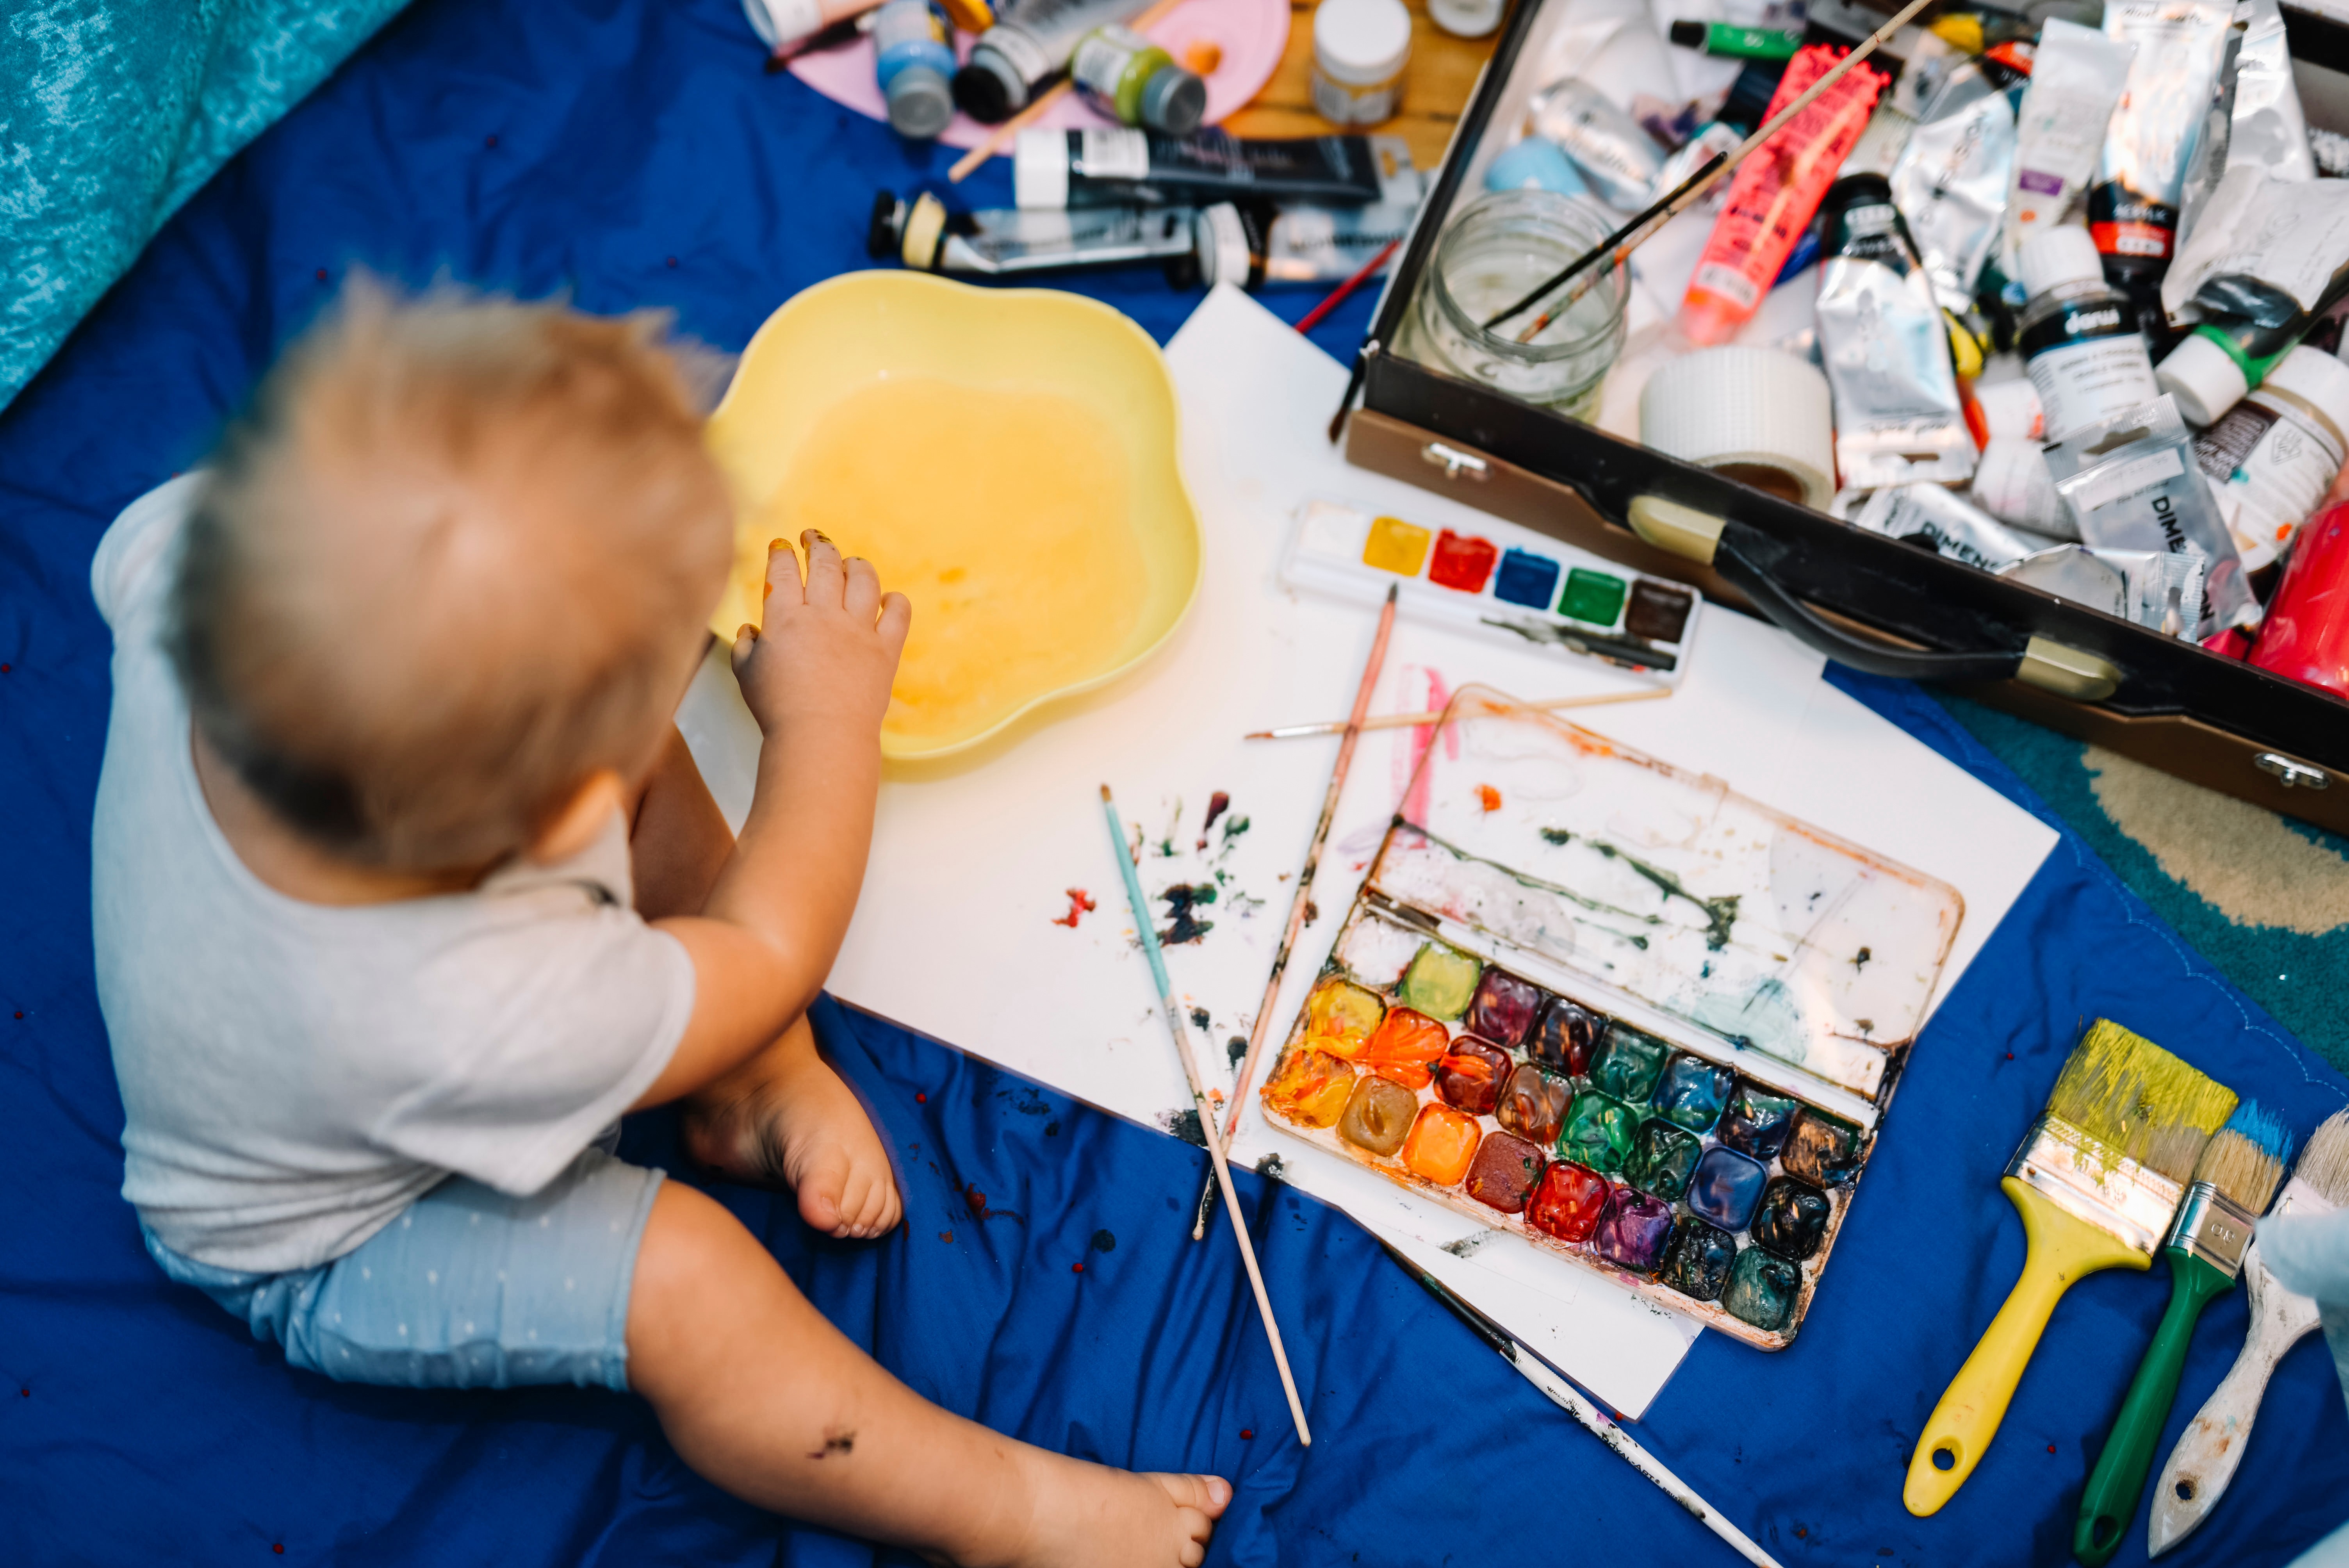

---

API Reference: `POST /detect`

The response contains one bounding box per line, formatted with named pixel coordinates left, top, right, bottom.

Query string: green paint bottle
left=1070, top=25, right=1206, bottom=134
left=1666, top=20, right=1802, bottom=59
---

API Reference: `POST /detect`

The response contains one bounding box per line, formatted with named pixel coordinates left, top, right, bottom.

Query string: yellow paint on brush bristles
left=2046, top=1020, right=2239, bottom=1181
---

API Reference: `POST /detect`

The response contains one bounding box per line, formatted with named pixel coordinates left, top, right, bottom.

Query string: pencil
left=1247, top=683, right=1670, bottom=740
left=1194, top=583, right=1399, bottom=1240
left=1377, top=1238, right=1785, bottom=1568
left=1100, top=784, right=1314, bottom=1447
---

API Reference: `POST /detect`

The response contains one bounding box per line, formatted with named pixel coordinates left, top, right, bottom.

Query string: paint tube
left=954, top=0, right=1152, bottom=121
left=1815, top=174, right=1976, bottom=488
left=1070, top=25, right=1206, bottom=134
left=1193, top=196, right=1418, bottom=287
left=869, top=189, right=1196, bottom=275
left=1012, top=127, right=1394, bottom=210
left=1650, top=121, right=1743, bottom=212
left=2042, top=393, right=2253, bottom=634
left=1888, top=59, right=2019, bottom=311
left=2004, top=20, right=2134, bottom=268
left=2000, top=542, right=2208, bottom=635
left=1682, top=44, right=1887, bottom=346
left=1972, top=434, right=2072, bottom=535
left=2177, top=0, right=2315, bottom=245
left=1527, top=78, right=1667, bottom=210
left=1853, top=482, right=2044, bottom=569
left=2087, top=0, right=2235, bottom=288
left=1973, top=377, right=2044, bottom=442
left=2154, top=170, right=2349, bottom=423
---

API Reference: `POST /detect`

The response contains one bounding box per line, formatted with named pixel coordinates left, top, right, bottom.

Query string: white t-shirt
left=91, top=476, right=696, bottom=1274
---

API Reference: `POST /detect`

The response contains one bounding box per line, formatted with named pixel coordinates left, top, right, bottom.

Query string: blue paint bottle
left=874, top=0, right=958, bottom=140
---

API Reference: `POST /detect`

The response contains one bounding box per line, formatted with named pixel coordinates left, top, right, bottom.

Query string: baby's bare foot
left=681, top=1023, right=903, bottom=1238
left=976, top=1450, right=1228, bottom=1568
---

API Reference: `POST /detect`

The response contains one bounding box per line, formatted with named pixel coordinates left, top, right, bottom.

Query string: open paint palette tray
left=1259, top=689, right=1963, bottom=1347
left=1283, top=498, right=1702, bottom=682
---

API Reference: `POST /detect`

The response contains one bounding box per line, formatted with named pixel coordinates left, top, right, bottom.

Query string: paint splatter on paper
left=1051, top=888, right=1097, bottom=928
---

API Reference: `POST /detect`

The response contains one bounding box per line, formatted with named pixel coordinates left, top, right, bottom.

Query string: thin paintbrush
left=1247, top=684, right=1670, bottom=740
left=1100, top=784, right=1314, bottom=1447
left=2074, top=1102, right=2293, bottom=1564
left=1192, top=583, right=1399, bottom=1240
left=1376, top=1237, right=1785, bottom=1568
left=2151, top=1108, right=2349, bottom=1557
left=1481, top=0, right=1931, bottom=344
left=1904, top=1019, right=2239, bottom=1517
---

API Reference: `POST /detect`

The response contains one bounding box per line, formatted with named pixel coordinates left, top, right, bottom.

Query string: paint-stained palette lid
left=1367, top=688, right=1964, bottom=1104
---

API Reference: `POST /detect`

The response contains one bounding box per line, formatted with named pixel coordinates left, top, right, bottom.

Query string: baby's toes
left=793, top=1146, right=851, bottom=1234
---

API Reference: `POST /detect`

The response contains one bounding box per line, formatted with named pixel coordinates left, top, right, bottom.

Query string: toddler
left=90, top=282, right=1228, bottom=1566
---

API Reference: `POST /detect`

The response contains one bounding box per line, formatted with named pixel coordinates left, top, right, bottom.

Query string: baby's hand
left=732, top=532, right=911, bottom=738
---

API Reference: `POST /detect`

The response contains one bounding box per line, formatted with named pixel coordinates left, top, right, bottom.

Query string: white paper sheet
left=675, top=284, right=2057, bottom=1417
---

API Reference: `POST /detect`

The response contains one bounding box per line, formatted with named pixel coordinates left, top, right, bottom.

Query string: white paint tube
left=1971, top=434, right=2073, bottom=535
left=2088, top=0, right=2234, bottom=285
left=1889, top=59, right=2018, bottom=311
left=1815, top=174, right=1976, bottom=488
left=2003, top=20, right=2134, bottom=269
left=2042, top=393, right=2254, bottom=634
left=1529, top=78, right=1667, bottom=210
left=2161, top=167, right=2349, bottom=328
left=2177, top=0, right=2315, bottom=246
left=1192, top=198, right=1420, bottom=287
left=1853, top=481, right=2048, bottom=569
left=2000, top=542, right=2207, bottom=636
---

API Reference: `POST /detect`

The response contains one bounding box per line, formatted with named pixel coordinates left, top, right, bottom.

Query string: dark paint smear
left=1158, top=882, right=1217, bottom=946
left=963, top=1183, right=1025, bottom=1225
left=1227, top=1035, right=1248, bottom=1070
left=1533, top=827, right=1740, bottom=950
left=1255, top=1153, right=1289, bottom=1181
left=1852, top=946, right=1873, bottom=971
left=1190, top=1006, right=1212, bottom=1030
left=1198, top=791, right=1232, bottom=849
left=1161, top=1108, right=1207, bottom=1146
left=1091, top=1228, right=1117, bottom=1253
left=1221, top=814, right=1250, bottom=847
left=807, top=1429, right=855, bottom=1459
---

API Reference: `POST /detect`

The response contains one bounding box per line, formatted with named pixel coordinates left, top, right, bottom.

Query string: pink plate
left=776, top=0, right=1292, bottom=154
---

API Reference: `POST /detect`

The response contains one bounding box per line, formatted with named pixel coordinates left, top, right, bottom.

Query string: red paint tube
left=2250, top=500, right=2349, bottom=697
left=1680, top=44, right=1886, bottom=346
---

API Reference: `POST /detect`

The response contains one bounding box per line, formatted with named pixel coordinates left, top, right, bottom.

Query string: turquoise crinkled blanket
left=1, top=0, right=407, bottom=411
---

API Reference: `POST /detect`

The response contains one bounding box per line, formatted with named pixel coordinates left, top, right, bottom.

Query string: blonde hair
left=169, top=278, right=735, bottom=871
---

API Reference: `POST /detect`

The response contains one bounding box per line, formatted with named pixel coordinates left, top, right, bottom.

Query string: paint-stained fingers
left=762, top=537, right=804, bottom=618
left=877, top=591, right=913, bottom=658
left=729, top=623, right=759, bottom=672
left=842, top=555, right=881, bottom=620
left=801, top=529, right=846, bottom=607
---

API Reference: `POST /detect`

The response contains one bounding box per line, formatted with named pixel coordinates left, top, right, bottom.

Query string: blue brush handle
left=1100, top=791, right=1172, bottom=998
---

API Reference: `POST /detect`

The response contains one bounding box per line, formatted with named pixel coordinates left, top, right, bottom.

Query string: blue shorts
left=143, top=1148, right=666, bottom=1393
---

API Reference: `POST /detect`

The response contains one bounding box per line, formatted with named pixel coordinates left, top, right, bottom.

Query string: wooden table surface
left=1220, top=0, right=1501, bottom=174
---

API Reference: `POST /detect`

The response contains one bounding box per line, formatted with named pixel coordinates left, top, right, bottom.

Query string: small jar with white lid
left=1429, top=0, right=1504, bottom=39
left=1312, top=0, right=1412, bottom=126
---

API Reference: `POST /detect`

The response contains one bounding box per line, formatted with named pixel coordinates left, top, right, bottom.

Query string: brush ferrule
left=2006, top=1117, right=2183, bottom=1259
left=2164, top=1181, right=2258, bottom=1276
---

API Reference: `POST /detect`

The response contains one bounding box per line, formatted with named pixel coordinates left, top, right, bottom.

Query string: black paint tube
left=868, top=190, right=1195, bottom=276
left=1012, top=126, right=1392, bottom=210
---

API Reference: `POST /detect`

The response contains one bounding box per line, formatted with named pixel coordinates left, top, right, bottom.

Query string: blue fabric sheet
left=4, top=0, right=2347, bottom=1562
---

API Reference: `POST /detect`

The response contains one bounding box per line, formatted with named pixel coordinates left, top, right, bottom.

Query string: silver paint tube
left=1529, top=79, right=1667, bottom=210
left=1889, top=60, right=2018, bottom=310
left=2087, top=0, right=2235, bottom=282
left=956, top=0, right=1151, bottom=119
left=2217, top=0, right=2315, bottom=184
left=1815, top=174, right=1976, bottom=487
left=871, top=190, right=1195, bottom=274
left=1193, top=197, right=1420, bottom=287
left=1853, top=481, right=2044, bottom=569
left=2162, top=167, right=2349, bottom=327
left=1999, top=542, right=2207, bottom=636
left=2043, top=393, right=2253, bottom=634
left=2005, top=20, right=2135, bottom=266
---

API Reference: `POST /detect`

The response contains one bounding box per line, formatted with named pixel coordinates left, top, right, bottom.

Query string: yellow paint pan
left=705, top=271, right=1201, bottom=762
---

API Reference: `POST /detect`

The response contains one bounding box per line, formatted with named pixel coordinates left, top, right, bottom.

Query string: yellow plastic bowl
left=704, top=271, right=1201, bottom=761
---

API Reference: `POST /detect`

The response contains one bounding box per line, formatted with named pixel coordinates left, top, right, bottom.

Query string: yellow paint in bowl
left=705, top=271, right=1201, bottom=761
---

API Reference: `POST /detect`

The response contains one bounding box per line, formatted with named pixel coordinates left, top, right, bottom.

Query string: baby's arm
left=631, top=532, right=908, bottom=1110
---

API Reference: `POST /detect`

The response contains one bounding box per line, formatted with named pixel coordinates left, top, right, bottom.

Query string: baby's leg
left=681, top=1014, right=903, bottom=1238
left=629, top=1182, right=1229, bottom=1567
left=628, top=724, right=735, bottom=921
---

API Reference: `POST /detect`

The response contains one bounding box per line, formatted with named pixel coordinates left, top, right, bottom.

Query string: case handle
left=1712, top=533, right=2029, bottom=684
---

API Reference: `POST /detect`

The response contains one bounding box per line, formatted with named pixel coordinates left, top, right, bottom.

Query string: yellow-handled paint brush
left=1903, top=1020, right=2238, bottom=1516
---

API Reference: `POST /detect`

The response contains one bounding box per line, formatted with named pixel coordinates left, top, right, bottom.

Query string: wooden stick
left=947, top=0, right=1183, bottom=183
left=1247, top=683, right=1670, bottom=740
left=1100, top=785, right=1314, bottom=1447
left=1378, top=1239, right=1785, bottom=1568
left=1488, top=0, right=1933, bottom=343
left=1194, top=583, right=1398, bottom=1240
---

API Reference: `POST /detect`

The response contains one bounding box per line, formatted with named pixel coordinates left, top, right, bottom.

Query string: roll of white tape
left=1638, top=346, right=1837, bottom=509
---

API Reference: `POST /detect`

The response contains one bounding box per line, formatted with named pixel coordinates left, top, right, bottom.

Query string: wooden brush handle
left=2074, top=1252, right=2235, bottom=1565
left=1904, top=1180, right=2151, bottom=1516
left=2149, top=1245, right=2323, bottom=1557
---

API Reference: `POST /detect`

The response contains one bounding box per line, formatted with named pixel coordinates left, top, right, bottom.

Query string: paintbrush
left=1903, top=1019, right=2239, bottom=1517
left=1247, top=684, right=1670, bottom=740
left=1375, top=1237, right=1786, bottom=1568
left=1481, top=0, right=1930, bottom=345
left=1192, top=583, right=1399, bottom=1240
left=2150, top=1107, right=2349, bottom=1557
left=947, top=0, right=1182, bottom=182
left=1100, top=784, right=1314, bottom=1447
left=2073, top=1101, right=2294, bottom=1564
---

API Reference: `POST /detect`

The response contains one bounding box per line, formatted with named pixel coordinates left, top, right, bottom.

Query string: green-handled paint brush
left=1904, top=1020, right=2238, bottom=1516
left=2072, top=1101, right=2294, bottom=1563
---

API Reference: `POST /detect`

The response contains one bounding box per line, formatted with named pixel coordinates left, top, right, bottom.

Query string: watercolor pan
left=1283, top=498, right=1700, bottom=685
left=1260, top=689, right=1964, bottom=1350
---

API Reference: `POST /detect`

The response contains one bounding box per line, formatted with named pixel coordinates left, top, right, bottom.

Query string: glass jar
left=1414, top=189, right=1629, bottom=420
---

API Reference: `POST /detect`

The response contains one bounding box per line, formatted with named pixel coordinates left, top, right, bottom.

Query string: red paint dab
left=965, top=1185, right=988, bottom=1218
left=273, top=1547, right=284, bottom=1555
left=916, top=1092, right=927, bottom=1103
left=1475, top=784, right=1502, bottom=813
left=1240, top=1428, right=1254, bottom=1440
left=2048, top=1444, right=2057, bottom=1453
left=2006, top=1052, right=2014, bottom=1060
left=1072, top=1262, right=1085, bottom=1272
left=1, top=663, right=11, bottom=673
left=314, top=269, right=328, bottom=282
left=485, top=134, right=498, bottom=147
left=1795, top=1527, right=1807, bottom=1539
left=665, top=256, right=679, bottom=268
left=939, top=1230, right=954, bottom=1243
left=1050, top=888, right=1097, bottom=928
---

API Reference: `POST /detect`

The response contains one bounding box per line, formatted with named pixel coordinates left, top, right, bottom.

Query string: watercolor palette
left=1283, top=498, right=1700, bottom=683
left=1260, top=688, right=1964, bottom=1347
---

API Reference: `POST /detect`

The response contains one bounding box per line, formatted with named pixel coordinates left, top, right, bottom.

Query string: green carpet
left=1934, top=694, right=2349, bottom=1074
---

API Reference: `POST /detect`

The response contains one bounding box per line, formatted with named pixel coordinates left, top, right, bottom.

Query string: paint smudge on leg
left=807, top=1427, right=855, bottom=1459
